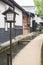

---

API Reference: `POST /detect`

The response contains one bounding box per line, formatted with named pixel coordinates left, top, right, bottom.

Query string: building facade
left=0, top=0, right=30, bottom=43
left=22, top=6, right=43, bottom=31
left=22, top=12, right=30, bottom=35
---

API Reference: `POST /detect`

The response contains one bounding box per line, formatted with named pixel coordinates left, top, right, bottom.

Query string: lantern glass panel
left=7, top=13, right=14, bottom=21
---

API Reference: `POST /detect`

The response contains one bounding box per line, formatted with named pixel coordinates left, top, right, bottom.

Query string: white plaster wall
left=35, top=15, right=43, bottom=24
left=15, top=7, right=22, bottom=26
left=0, top=1, right=22, bottom=29
left=7, top=7, right=23, bottom=28
left=0, top=1, right=9, bottom=13
left=0, top=13, right=5, bottom=28
left=0, top=1, right=9, bottom=28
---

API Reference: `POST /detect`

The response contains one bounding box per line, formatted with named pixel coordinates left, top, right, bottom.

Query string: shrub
left=36, top=26, right=41, bottom=31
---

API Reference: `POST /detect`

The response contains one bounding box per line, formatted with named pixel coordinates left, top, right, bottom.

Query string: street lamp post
left=2, top=7, right=18, bottom=65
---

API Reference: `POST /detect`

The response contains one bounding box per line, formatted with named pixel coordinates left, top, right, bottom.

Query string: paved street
left=12, top=33, right=43, bottom=65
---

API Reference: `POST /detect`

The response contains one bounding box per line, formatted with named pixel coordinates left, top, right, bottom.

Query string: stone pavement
left=12, top=33, right=43, bottom=65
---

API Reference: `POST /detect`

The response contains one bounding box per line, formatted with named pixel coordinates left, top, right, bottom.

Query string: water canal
left=0, top=43, right=26, bottom=65
left=0, top=32, right=40, bottom=65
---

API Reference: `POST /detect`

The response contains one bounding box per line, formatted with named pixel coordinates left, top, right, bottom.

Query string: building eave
left=8, top=0, right=30, bottom=16
left=1, top=0, right=13, bottom=7
left=1, top=0, right=29, bottom=16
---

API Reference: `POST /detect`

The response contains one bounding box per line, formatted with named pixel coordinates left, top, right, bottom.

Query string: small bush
left=36, top=26, right=41, bottom=31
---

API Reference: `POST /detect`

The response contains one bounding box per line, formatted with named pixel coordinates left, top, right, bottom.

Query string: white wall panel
left=15, top=7, right=22, bottom=26
left=0, top=1, right=9, bottom=28
left=0, top=1, right=23, bottom=28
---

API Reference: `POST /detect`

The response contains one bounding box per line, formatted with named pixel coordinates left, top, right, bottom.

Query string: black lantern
left=2, top=7, right=18, bottom=65
left=2, top=7, right=18, bottom=23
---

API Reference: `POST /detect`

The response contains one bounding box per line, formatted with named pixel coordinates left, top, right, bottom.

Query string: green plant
left=36, top=26, right=41, bottom=31
left=34, top=0, right=43, bottom=18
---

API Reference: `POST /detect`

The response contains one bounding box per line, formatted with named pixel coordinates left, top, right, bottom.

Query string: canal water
left=0, top=43, right=26, bottom=65
left=0, top=32, right=38, bottom=65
